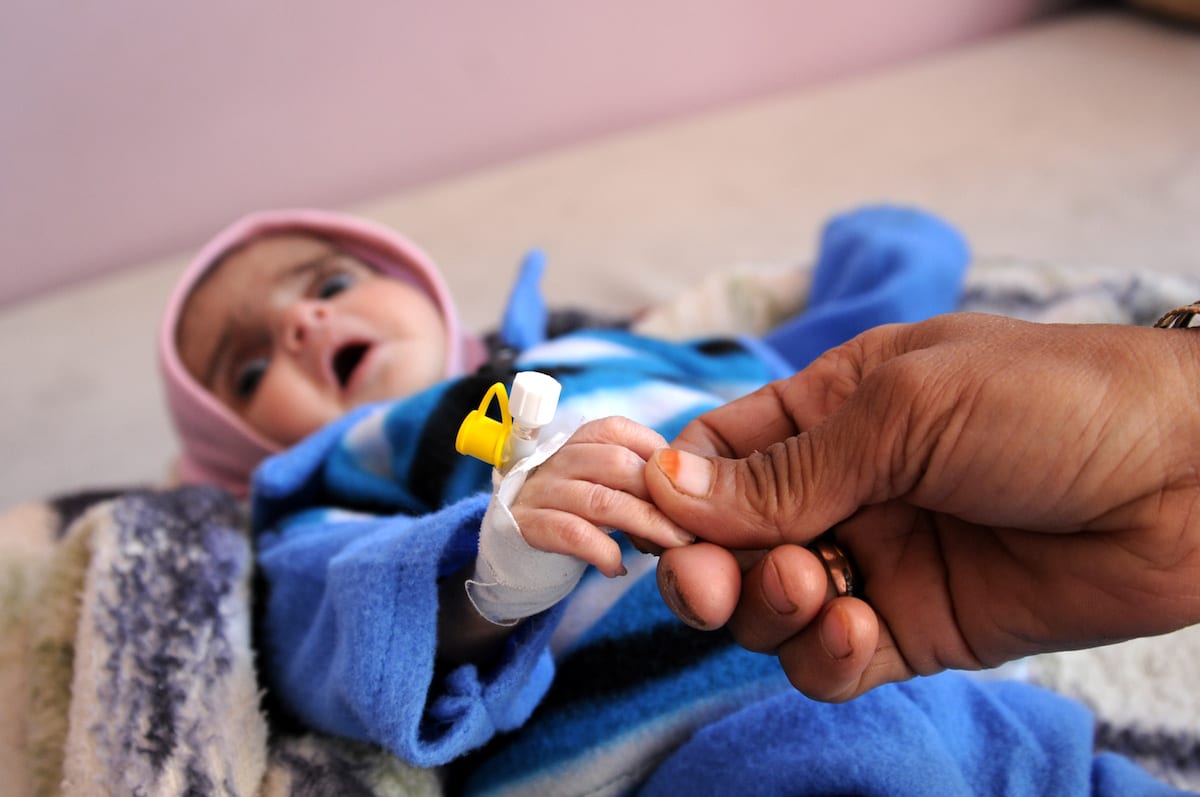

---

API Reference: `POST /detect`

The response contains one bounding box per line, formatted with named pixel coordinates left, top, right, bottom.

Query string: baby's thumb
left=645, top=432, right=860, bottom=550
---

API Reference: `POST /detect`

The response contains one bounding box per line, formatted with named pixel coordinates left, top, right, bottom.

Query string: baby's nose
left=281, top=300, right=329, bottom=352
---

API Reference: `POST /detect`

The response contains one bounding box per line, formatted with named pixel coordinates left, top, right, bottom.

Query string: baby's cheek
left=246, top=378, right=338, bottom=446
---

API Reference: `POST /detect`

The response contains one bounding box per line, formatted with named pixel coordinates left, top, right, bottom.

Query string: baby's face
left=177, top=233, right=448, bottom=446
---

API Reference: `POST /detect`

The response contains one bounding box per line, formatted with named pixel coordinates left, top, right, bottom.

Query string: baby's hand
left=510, top=416, right=694, bottom=577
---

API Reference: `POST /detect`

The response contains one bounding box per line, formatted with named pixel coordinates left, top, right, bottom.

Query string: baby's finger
left=531, top=442, right=657, bottom=500
left=564, top=416, right=670, bottom=461
left=517, top=507, right=625, bottom=576
left=535, top=478, right=696, bottom=550
left=517, top=476, right=694, bottom=557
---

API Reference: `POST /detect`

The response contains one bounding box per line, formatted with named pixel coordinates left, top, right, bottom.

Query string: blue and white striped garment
left=250, top=329, right=789, bottom=777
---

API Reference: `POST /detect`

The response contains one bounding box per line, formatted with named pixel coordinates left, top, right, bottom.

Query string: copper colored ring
left=810, top=538, right=860, bottom=599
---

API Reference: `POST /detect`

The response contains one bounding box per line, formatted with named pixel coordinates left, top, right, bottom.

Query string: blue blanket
left=641, top=673, right=1183, bottom=796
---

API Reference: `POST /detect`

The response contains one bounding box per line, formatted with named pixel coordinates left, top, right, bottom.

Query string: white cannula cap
left=509, top=371, right=562, bottom=429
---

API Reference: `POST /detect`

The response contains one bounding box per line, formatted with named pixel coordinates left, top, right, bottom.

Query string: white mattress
left=2, top=8, right=1198, bottom=508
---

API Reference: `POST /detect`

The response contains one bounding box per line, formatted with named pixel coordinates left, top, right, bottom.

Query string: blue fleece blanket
left=641, top=674, right=1183, bottom=796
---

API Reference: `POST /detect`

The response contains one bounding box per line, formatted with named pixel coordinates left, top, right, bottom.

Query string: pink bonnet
left=157, top=208, right=487, bottom=497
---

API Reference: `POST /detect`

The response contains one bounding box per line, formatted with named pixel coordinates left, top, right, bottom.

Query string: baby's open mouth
left=333, top=342, right=370, bottom=388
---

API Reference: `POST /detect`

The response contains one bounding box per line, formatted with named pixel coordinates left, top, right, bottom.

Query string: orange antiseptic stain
left=657, top=448, right=683, bottom=482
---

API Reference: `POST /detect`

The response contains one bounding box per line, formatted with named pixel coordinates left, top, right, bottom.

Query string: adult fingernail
left=657, top=449, right=714, bottom=498
left=762, top=557, right=797, bottom=615
left=659, top=566, right=708, bottom=629
left=820, top=603, right=854, bottom=661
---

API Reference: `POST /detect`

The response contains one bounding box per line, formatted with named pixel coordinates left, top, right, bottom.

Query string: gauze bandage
left=465, top=431, right=588, bottom=624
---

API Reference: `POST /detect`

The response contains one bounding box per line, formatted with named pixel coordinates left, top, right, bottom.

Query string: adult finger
left=656, top=543, right=744, bottom=629
left=658, top=541, right=920, bottom=700
left=724, top=544, right=833, bottom=652
left=644, top=424, right=863, bottom=551
left=774, top=599, right=919, bottom=702
left=517, top=482, right=692, bottom=570
left=670, top=323, right=907, bottom=459
left=645, top=346, right=950, bottom=551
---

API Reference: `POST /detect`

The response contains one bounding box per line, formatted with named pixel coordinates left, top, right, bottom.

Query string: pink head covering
left=157, top=208, right=487, bottom=497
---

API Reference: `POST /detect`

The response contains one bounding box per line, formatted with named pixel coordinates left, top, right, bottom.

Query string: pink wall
left=0, top=0, right=1070, bottom=306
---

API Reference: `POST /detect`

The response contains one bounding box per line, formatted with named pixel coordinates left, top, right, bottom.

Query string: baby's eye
left=316, top=272, right=355, bottom=299
left=233, top=357, right=269, bottom=399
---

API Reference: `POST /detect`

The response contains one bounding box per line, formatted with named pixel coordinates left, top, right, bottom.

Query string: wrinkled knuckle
left=593, top=414, right=637, bottom=440
left=865, top=359, right=926, bottom=410
left=591, top=415, right=622, bottom=432
left=553, top=516, right=593, bottom=552
left=741, top=439, right=812, bottom=543
left=815, top=340, right=865, bottom=381
left=573, top=416, right=611, bottom=442
left=582, top=482, right=620, bottom=517
left=816, top=683, right=860, bottom=704
left=610, top=445, right=644, bottom=473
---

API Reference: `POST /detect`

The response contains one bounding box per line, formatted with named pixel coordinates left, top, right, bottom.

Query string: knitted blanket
left=2, top=258, right=1199, bottom=795
left=0, top=486, right=440, bottom=796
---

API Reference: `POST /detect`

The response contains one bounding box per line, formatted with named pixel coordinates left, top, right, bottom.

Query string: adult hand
left=644, top=313, right=1200, bottom=701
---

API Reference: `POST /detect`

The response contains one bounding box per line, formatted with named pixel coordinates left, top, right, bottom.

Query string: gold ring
left=809, top=537, right=860, bottom=598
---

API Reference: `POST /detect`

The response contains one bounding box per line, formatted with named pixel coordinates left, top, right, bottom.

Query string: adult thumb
left=644, top=427, right=867, bottom=550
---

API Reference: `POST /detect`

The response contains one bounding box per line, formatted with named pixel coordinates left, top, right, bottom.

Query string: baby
left=158, top=207, right=1001, bottom=795
left=160, top=210, right=720, bottom=633
left=160, top=209, right=486, bottom=495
